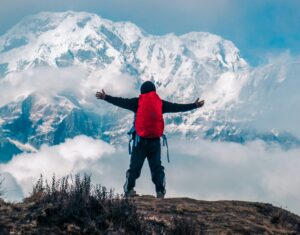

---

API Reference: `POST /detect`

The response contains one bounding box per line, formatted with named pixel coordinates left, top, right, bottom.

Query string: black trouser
left=124, top=137, right=166, bottom=194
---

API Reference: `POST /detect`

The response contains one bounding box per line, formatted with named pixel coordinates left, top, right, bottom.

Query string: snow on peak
left=0, top=11, right=247, bottom=72
left=0, top=11, right=266, bottom=154
left=0, top=11, right=249, bottom=113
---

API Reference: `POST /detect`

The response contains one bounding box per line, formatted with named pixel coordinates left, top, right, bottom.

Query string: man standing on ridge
left=96, top=81, right=204, bottom=198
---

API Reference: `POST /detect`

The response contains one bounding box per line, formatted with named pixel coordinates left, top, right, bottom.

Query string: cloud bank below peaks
left=1, top=135, right=300, bottom=216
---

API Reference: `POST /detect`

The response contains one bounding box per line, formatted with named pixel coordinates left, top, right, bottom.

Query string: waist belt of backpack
left=128, top=126, right=169, bottom=163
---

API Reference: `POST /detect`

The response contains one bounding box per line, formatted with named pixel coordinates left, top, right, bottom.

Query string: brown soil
left=0, top=195, right=300, bottom=235
left=134, top=195, right=300, bottom=235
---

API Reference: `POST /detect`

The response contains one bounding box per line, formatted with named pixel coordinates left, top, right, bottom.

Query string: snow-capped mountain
left=0, top=11, right=298, bottom=161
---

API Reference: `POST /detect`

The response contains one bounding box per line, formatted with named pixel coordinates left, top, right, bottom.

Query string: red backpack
left=135, top=91, right=164, bottom=138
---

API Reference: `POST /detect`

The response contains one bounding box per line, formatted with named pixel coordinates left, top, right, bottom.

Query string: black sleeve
left=162, top=100, right=197, bottom=113
left=104, top=95, right=138, bottom=112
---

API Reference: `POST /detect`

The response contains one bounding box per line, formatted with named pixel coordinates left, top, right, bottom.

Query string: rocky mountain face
left=0, top=11, right=298, bottom=161
left=0, top=93, right=103, bottom=161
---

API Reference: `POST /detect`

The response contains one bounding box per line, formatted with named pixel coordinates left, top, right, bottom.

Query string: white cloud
left=89, top=66, right=138, bottom=97
left=1, top=135, right=300, bottom=216
left=0, top=172, right=23, bottom=201
left=236, top=52, right=300, bottom=138
left=0, top=67, right=85, bottom=107
left=0, top=65, right=138, bottom=111
left=80, top=65, right=139, bottom=112
left=0, top=135, right=115, bottom=196
left=168, top=139, right=300, bottom=209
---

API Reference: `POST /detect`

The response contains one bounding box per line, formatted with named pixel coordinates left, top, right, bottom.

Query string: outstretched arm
left=96, top=90, right=138, bottom=112
left=162, top=98, right=204, bottom=113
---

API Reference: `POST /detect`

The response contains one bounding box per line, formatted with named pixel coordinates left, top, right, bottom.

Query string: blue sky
left=0, top=0, right=299, bottom=64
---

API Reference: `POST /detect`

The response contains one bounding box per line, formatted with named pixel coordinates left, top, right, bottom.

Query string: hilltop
left=134, top=196, right=300, bottom=234
left=0, top=175, right=299, bottom=235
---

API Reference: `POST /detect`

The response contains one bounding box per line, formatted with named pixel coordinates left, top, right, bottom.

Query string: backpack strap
left=162, top=134, right=170, bottom=163
left=134, top=133, right=140, bottom=147
left=128, top=136, right=133, bottom=155
left=127, top=114, right=140, bottom=155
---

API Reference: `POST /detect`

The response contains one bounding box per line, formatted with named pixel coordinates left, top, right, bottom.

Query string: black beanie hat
left=140, top=81, right=156, bottom=94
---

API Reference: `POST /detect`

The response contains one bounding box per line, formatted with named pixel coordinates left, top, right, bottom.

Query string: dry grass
left=27, top=174, right=146, bottom=234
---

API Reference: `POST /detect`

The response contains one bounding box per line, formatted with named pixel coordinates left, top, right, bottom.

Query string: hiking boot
left=156, top=191, right=165, bottom=199
left=124, top=189, right=137, bottom=198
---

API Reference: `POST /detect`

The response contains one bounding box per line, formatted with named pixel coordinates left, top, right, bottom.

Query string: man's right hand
left=96, top=89, right=106, bottom=100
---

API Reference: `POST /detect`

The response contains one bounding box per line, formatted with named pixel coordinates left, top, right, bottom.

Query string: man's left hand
left=195, top=98, right=205, bottom=108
